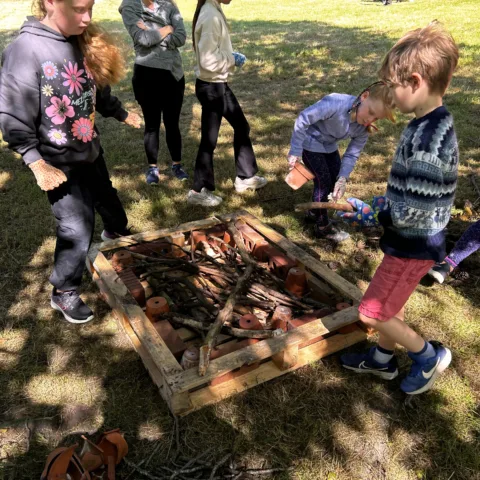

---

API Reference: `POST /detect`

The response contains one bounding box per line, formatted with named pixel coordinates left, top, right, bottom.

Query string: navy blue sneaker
left=146, top=166, right=159, bottom=185
left=171, top=163, right=189, bottom=181
left=341, top=347, right=399, bottom=380
left=401, top=341, right=452, bottom=395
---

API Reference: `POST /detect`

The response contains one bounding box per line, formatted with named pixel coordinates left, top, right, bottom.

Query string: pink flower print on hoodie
left=62, top=62, right=86, bottom=96
left=45, top=95, right=75, bottom=125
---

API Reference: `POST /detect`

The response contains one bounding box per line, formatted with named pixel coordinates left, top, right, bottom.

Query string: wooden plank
left=96, top=216, right=225, bottom=252
left=92, top=272, right=172, bottom=402
left=90, top=250, right=183, bottom=377
left=237, top=210, right=363, bottom=302
left=272, top=344, right=299, bottom=370
left=183, top=327, right=366, bottom=415
left=167, top=306, right=359, bottom=394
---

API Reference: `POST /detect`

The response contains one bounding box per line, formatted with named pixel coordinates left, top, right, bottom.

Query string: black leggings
left=132, top=65, right=185, bottom=165
left=302, top=149, right=341, bottom=227
left=193, top=79, right=258, bottom=192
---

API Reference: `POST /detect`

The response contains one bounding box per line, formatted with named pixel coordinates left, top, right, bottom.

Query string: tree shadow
left=1, top=16, right=479, bottom=480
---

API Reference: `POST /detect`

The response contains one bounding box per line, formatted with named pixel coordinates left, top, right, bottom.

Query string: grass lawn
left=1, top=0, right=479, bottom=478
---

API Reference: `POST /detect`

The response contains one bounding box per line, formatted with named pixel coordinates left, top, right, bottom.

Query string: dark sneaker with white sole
left=341, top=347, right=399, bottom=380
left=428, top=262, right=452, bottom=284
left=314, top=223, right=350, bottom=243
left=401, top=341, right=451, bottom=395
left=51, top=288, right=94, bottom=324
left=101, top=228, right=133, bottom=242
left=171, top=164, right=189, bottom=181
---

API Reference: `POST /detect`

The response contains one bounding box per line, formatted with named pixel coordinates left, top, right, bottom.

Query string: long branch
left=198, top=223, right=255, bottom=376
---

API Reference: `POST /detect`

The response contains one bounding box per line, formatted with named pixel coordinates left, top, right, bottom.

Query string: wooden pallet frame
left=87, top=210, right=366, bottom=416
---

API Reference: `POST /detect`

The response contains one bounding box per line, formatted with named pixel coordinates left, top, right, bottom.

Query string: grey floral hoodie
left=0, top=17, right=127, bottom=169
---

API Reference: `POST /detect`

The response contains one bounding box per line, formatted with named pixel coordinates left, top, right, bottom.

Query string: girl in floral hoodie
left=0, top=0, right=142, bottom=324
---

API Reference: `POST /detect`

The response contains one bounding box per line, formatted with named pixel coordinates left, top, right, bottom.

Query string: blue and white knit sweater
left=378, top=106, right=459, bottom=262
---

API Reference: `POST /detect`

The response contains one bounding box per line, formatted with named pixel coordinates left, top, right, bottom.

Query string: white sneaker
left=234, top=175, right=268, bottom=192
left=187, top=187, right=223, bottom=207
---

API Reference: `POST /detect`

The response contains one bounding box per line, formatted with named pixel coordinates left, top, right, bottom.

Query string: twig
left=123, top=459, right=164, bottom=480
left=295, top=201, right=353, bottom=212
left=198, top=223, right=255, bottom=376
left=210, top=454, right=231, bottom=480
left=470, top=173, right=480, bottom=207
left=170, top=449, right=212, bottom=480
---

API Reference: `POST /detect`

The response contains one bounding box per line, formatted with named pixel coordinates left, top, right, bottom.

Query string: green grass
left=1, top=1, right=479, bottom=479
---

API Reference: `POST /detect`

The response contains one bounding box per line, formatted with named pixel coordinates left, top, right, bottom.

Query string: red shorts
left=358, top=254, right=434, bottom=321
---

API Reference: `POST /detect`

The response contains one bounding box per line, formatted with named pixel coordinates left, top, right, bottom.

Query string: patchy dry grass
left=1, top=0, right=479, bottom=479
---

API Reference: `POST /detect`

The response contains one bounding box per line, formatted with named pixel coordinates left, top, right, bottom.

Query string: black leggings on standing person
left=302, top=149, right=341, bottom=227
left=132, top=64, right=185, bottom=165
left=192, top=79, right=258, bottom=192
left=47, top=154, right=128, bottom=291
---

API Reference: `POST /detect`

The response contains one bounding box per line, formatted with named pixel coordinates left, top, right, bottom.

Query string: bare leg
left=359, top=309, right=425, bottom=353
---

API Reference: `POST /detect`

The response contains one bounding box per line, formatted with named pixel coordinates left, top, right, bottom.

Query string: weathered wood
left=272, top=344, right=299, bottom=370
left=168, top=306, right=360, bottom=394
left=91, top=250, right=183, bottom=377
left=92, top=271, right=173, bottom=406
left=295, top=202, right=354, bottom=212
left=238, top=210, right=363, bottom=302
left=98, top=217, right=224, bottom=251
left=184, top=326, right=366, bottom=415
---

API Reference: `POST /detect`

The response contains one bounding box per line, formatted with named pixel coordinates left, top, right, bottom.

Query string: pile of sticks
left=112, top=221, right=328, bottom=376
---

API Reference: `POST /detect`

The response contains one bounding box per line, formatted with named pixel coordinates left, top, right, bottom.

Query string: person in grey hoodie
left=0, top=0, right=142, bottom=324
left=119, top=0, right=188, bottom=184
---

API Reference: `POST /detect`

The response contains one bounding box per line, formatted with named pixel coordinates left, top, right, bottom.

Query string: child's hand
left=233, top=52, right=247, bottom=67
left=372, top=195, right=388, bottom=214
left=287, top=155, right=301, bottom=170
left=159, top=25, right=174, bottom=38
left=336, top=197, right=378, bottom=227
left=124, top=112, right=143, bottom=129
left=29, top=159, right=67, bottom=191
left=332, top=176, right=347, bottom=201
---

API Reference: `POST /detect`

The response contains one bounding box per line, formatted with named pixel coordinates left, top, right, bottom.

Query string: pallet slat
left=167, top=306, right=359, bottom=394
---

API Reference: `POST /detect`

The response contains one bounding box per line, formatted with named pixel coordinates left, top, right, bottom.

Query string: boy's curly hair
left=379, top=21, right=459, bottom=95
left=32, top=0, right=125, bottom=88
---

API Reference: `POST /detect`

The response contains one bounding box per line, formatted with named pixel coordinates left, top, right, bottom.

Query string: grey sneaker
left=234, top=175, right=268, bottom=192
left=314, top=223, right=350, bottom=243
left=51, top=288, right=94, bottom=324
left=187, top=188, right=223, bottom=207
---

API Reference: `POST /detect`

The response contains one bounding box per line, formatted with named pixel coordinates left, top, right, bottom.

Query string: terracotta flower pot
left=146, top=296, right=169, bottom=322
left=181, top=346, right=200, bottom=370
left=111, top=250, right=133, bottom=269
left=271, top=306, right=292, bottom=332
left=239, top=313, right=262, bottom=331
left=285, top=162, right=315, bottom=190
left=285, top=267, right=309, bottom=297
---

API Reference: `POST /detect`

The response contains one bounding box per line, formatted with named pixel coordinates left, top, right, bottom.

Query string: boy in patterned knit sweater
left=340, top=22, right=459, bottom=395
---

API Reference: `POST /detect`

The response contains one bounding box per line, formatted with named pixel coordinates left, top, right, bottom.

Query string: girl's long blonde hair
left=32, top=0, right=125, bottom=87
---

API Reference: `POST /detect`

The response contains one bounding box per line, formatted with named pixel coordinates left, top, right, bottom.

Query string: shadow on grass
left=1, top=16, right=480, bottom=480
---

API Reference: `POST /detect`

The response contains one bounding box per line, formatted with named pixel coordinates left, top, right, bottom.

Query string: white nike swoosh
left=359, top=361, right=389, bottom=371
left=422, top=357, right=441, bottom=379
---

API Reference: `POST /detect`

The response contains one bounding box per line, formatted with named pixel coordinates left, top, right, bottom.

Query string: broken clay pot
left=285, top=267, right=309, bottom=297
left=271, top=306, right=292, bottom=332
left=285, top=162, right=315, bottom=190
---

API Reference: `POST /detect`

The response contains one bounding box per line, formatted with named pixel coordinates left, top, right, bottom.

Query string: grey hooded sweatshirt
left=0, top=17, right=128, bottom=169
left=119, top=0, right=186, bottom=80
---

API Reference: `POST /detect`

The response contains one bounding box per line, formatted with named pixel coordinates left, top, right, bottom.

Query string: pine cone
left=327, top=261, right=340, bottom=271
